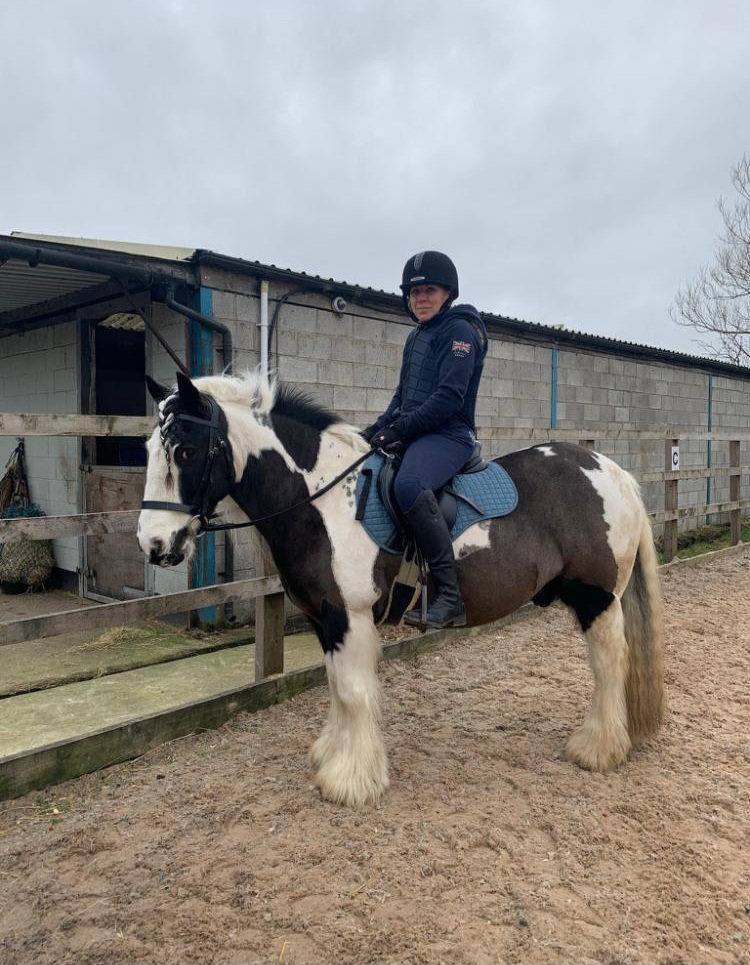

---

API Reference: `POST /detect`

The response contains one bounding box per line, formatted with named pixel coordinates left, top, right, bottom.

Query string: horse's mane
left=193, top=371, right=363, bottom=446
left=273, top=385, right=342, bottom=432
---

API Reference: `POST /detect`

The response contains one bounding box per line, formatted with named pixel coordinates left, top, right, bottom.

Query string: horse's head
left=138, top=372, right=235, bottom=567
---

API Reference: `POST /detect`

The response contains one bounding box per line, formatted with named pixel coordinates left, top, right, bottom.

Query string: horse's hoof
left=313, top=763, right=389, bottom=807
left=565, top=723, right=631, bottom=773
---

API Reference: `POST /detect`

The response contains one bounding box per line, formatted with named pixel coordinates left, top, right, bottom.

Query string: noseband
left=141, top=396, right=234, bottom=531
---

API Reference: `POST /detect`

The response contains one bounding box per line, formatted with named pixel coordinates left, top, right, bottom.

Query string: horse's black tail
left=620, top=506, right=665, bottom=746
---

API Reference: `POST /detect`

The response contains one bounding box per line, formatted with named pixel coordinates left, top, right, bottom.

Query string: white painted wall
left=0, top=321, right=79, bottom=573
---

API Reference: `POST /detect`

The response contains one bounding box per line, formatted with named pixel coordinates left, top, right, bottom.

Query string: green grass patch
left=655, top=520, right=750, bottom=564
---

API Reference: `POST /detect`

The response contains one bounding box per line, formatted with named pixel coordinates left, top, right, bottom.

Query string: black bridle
left=141, top=397, right=371, bottom=534
left=141, top=396, right=234, bottom=530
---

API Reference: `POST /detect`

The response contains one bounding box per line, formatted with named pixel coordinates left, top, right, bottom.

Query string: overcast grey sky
left=1, top=0, right=748, bottom=355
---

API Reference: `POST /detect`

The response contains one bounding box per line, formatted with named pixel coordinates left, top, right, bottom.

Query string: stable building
left=1, top=232, right=749, bottom=617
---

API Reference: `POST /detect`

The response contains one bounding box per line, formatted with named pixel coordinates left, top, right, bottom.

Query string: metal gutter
left=194, top=248, right=750, bottom=380
left=6, top=239, right=750, bottom=380
left=482, top=314, right=750, bottom=379
left=193, top=249, right=401, bottom=312
left=0, top=238, right=156, bottom=286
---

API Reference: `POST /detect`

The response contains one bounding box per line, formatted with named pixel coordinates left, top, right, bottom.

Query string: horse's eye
left=176, top=447, right=196, bottom=463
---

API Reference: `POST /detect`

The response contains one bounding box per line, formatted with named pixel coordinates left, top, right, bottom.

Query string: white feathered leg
left=310, top=610, right=389, bottom=806
left=566, top=596, right=632, bottom=772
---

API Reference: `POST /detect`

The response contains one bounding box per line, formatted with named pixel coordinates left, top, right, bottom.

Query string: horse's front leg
left=309, top=610, right=389, bottom=806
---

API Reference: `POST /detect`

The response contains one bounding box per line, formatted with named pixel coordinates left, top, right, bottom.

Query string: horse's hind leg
left=310, top=610, right=389, bottom=806
left=566, top=594, right=631, bottom=773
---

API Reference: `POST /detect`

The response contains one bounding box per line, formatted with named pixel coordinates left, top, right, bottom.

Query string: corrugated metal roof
left=195, top=249, right=750, bottom=376
left=2, top=233, right=748, bottom=377
left=0, top=260, right=109, bottom=314
left=0, top=233, right=193, bottom=326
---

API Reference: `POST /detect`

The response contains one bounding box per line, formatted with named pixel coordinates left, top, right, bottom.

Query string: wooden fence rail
left=2, top=413, right=749, bottom=679
left=0, top=575, right=283, bottom=649
left=0, top=510, right=139, bottom=542
left=0, top=414, right=153, bottom=436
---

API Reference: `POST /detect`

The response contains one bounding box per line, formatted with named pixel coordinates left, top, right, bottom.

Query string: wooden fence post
left=255, top=552, right=286, bottom=681
left=663, top=438, right=679, bottom=561
left=729, top=439, right=741, bottom=545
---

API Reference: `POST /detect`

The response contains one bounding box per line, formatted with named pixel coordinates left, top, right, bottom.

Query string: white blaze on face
left=137, top=424, right=200, bottom=563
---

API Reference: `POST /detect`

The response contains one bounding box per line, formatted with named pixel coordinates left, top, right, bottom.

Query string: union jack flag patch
left=451, top=339, right=472, bottom=356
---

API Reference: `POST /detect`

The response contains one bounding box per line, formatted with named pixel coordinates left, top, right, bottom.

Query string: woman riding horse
left=362, top=251, right=488, bottom=630
left=138, top=366, right=664, bottom=808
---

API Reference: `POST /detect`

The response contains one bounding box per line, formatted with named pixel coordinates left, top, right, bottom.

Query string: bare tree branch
left=672, top=155, right=750, bottom=364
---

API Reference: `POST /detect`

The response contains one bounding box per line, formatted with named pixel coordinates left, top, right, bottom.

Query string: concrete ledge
left=0, top=606, right=540, bottom=801
left=0, top=660, right=328, bottom=802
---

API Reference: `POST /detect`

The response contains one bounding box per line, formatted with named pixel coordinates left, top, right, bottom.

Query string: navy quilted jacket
left=372, top=304, right=488, bottom=444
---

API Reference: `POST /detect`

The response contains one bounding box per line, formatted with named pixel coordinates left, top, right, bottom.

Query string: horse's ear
left=175, top=371, right=205, bottom=416
left=146, top=376, right=171, bottom=403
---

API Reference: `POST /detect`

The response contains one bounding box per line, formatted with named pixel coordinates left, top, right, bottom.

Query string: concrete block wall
left=201, top=273, right=750, bottom=566
left=709, top=375, right=750, bottom=511
left=202, top=278, right=410, bottom=620
left=482, top=340, right=552, bottom=456
left=5, top=264, right=750, bottom=620
left=554, top=352, right=717, bottom=523
left=0, top=321, right=79, bottom=573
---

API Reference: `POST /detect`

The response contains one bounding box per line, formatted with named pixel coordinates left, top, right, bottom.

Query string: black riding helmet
left=400, top=251, right=459, bottom=317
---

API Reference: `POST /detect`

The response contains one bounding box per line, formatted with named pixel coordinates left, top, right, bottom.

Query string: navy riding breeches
left=393, top=433, right=475, bottom=513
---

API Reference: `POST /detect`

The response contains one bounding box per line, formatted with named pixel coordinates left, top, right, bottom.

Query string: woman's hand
left=370, top=425, right=403, bottom=452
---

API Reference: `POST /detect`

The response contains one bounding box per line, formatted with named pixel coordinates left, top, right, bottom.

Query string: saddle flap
left=354, top=448, right=518, bottom=556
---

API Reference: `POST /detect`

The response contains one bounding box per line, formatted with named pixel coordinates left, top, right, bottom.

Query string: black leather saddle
left=376, top=442, right=487, bottom=543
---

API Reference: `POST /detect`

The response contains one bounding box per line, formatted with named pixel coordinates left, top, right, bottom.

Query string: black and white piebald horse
left=138, top=371, right=664, bottom=807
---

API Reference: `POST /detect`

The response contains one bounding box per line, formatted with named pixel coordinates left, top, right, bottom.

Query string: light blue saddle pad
left=354, top=452, right=518, bottom=554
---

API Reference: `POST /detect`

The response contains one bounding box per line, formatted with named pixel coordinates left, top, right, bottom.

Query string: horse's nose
left=162, top=549, right=185, bottom=567
left=148, top=539, right=165, bottom=565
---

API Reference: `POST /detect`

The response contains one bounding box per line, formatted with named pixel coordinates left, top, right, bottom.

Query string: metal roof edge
left=9, top=232, right=196, bottom=263
left=193, top=250, right=401, bottom=307
left=480, top=313, right=750, bottom=378
left=195, top=250, right=750, bottom=379
left=0, top=234, right=195, bottom=281
left=4, top=239, right=745, bottom=378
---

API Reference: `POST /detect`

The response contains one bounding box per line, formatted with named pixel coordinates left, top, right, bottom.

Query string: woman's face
left=408, top=284, right=451, bottom=323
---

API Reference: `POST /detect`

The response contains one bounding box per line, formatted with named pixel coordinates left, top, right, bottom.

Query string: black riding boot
left=403, top=489, right=467, bottom=629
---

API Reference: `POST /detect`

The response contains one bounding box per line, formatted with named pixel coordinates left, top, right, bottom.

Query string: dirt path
left=1, top=549, right=748, bottom=965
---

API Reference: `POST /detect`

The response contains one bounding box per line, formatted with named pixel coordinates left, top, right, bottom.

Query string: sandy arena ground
left=1, top=548, right=748, bottom=965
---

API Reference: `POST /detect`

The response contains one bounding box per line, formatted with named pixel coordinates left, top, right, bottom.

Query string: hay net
left=0, top=440, right=55, bottom=591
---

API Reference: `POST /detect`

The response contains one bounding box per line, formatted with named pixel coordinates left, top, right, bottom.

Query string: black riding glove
left=360, top=424, right=379, bottom=443
left=371, top=425, right=403, bottom=452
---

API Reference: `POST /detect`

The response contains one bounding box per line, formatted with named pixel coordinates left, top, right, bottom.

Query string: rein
left=141, top=397, right=372, bottom=533
left=201, top=449, right=371, bottom=532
